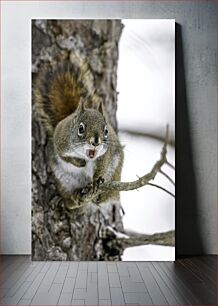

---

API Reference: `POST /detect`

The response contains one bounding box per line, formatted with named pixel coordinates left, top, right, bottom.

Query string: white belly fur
left=54, top=155, right=95, bottom=193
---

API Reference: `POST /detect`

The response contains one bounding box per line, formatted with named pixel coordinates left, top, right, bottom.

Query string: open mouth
left=87, top=149, right=96, bottom=159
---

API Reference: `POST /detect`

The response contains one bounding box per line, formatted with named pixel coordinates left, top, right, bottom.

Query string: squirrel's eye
left=104, top=126, right=109, bottom=138
left=78, top=122, right=85, bottom=136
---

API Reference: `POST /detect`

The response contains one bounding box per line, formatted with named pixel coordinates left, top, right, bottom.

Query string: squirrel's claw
left=67, top=177, right=105, bottom=208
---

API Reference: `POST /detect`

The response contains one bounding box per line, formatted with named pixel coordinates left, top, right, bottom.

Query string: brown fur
left=34, top=59, right=124, bottom=209
left=34, top=60, right=101, bottom=136
left=49, top=70, right=82, bottom=123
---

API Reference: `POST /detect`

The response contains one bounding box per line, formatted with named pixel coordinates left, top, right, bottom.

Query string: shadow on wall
left=176, top=23, right=205, bottom=257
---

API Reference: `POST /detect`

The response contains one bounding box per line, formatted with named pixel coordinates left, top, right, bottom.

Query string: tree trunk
left=32, top=20, right=124, bottom=261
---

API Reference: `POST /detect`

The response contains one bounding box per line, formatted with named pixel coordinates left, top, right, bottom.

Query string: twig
left=166, top=160, right=175, bottom=170
left=147, top=183, right=175, bottom=198
left=159, top=169, right=175, bottom=186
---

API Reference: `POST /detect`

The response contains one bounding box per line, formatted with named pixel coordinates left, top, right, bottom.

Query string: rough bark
left=32, top=20, right=124, bottom=260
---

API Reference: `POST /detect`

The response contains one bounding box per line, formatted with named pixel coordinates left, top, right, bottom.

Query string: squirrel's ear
left=77, top=98, right=86, bottom=113
left=95, top=99, right=106, bottom=116
left=84, top=99, right=93, bottom=109
left=98, top=101, right=104, bottom=115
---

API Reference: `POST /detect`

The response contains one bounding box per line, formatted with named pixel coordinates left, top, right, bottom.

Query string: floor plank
left=147, top=262, right=180, bottom=305
left=0, top=255, right=216, bottom=305
left=188, top=256, right=217, bottom=286
left=176, top=258, right=217, bottom=304
left=137, top=263, right=168, bottom=305
left=154, top=261, right=194, bottom=304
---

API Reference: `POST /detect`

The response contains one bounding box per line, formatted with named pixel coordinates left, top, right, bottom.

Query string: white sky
left=117, top=19, right=175, bottom=138
left=117, top=19, right=175, bottom=261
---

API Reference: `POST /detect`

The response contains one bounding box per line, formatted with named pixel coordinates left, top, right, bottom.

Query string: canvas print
left=32, top=19, right=175, bottom=261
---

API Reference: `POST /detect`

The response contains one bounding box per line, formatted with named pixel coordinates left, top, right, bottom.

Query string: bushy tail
left=33, top=57, right=96, bottom=136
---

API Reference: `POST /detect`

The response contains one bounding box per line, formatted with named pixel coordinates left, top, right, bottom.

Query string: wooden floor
left=0, top=256, right=216, bottom=305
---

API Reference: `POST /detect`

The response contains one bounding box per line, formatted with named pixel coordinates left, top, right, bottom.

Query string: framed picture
left=32, top=19, right=175, bottom=261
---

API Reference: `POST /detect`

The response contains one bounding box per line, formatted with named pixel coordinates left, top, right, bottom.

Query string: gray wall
left=1, top=1, right=216, bottom=255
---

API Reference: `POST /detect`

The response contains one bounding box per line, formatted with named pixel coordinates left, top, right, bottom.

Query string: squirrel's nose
left=90, top=136, right=99, bottom=147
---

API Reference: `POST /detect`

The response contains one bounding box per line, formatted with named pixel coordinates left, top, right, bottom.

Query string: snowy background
left=117, top=20, right=175, bottom=261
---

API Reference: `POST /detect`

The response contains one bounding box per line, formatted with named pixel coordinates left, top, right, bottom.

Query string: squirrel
left=34, top=58, right=124, bottom=209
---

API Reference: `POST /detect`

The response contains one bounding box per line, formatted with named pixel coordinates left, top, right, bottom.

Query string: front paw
left=80, top=177, right=104, bottom=196
left=67, top=189, right=85, bottom=209
left=80, top=183, right=93, bottom=196
left=92, top=177, right=105, bottom=194
left=96, top=176, right=105, bottom=187
left=66, top=196, right=81, bottom=210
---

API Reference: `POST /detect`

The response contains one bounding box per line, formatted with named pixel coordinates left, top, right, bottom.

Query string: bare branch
left=123, top=230, right=175, bottom=247
left=106, top=226, right=175, bottom=248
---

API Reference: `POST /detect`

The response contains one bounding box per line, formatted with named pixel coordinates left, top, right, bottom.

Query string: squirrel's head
left=74, top=107, right=109, bottom=161
left=54, top=97, right=109, bottom=162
